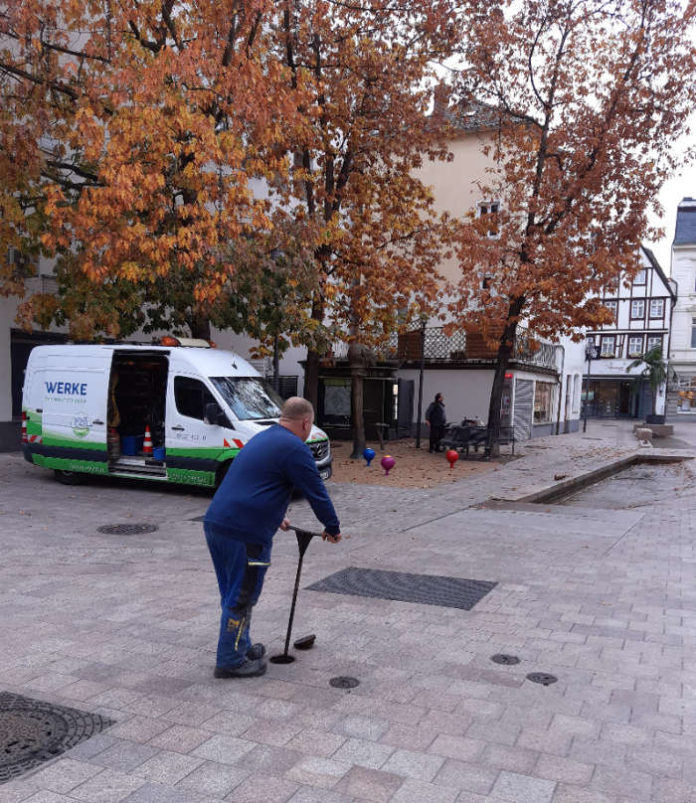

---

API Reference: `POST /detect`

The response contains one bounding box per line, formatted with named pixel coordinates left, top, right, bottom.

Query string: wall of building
left=396, top=367, right=492, bottom=426
left=415, top=131, right=495, bottom=285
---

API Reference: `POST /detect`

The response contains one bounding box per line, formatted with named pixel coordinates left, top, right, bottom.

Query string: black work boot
left=214, top=657, right=267, bottom=678
left=246, top=643, right=266, bottom=660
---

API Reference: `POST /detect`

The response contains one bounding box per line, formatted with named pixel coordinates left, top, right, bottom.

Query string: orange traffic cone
left=143, top=426, right=153, bottom=455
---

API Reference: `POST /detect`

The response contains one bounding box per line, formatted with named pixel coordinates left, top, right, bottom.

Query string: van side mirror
left=204, top=402, right=230, bottom=428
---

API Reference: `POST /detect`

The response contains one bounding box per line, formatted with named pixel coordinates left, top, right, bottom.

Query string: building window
left=649, top=298, right=665, bottom=319
left=627, top=336, right=644, bottom=358
left=633, top=268, right=647, bottom=285
left=691, top=318, right=696, bottom=349
left=630, top=299, right=645, bottom=320
left=477, top=200, right=500, bottom=238
left=600, top=335, right=616, bottom=357
left=646, top=335, right=662, bottom=353
left=533, top=381, right=555, bottom=424
left=677, top=376, right=696, bottom=414
left=603, top=300, right=618, bottom=324
left=604, top=274, right=619, bottom=294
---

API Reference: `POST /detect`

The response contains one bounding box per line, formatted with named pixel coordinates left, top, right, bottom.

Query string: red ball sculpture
left=381, top=455, right=395, bottom=476
left=446, top=449, right=459, bottom=470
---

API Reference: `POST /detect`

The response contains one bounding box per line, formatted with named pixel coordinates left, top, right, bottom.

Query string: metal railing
left=330, top=327, right=559, bottom=370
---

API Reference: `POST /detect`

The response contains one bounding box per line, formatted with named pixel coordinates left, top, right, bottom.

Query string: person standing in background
left=425, top=392, right=446, bottom=453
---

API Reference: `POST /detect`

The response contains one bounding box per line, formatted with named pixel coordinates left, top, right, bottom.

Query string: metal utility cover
left=307, top=567, right=496, bottom=610
left=97, top=523, right=158, bottom=535
left=0, top=692, right=114, bottom=783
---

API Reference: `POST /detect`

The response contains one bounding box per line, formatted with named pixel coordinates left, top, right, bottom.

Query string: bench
left=440, top=424, right=516, bottom=459
left=440, top=424, right=489, bottom=457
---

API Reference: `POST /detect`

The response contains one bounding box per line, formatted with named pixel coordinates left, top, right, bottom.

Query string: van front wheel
left=215, top=460, right=233, bottom=488
left=54, top=469, right=85, bottom=485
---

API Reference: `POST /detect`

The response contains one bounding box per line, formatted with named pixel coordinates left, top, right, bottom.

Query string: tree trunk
left=348, top=342, right=366, bottom=459
left=303, top=297, right=325, bottom=410
left=487, top=298, right=524, bottom=457
left=189, top=315, right=211, bottom=341
left=304, top=349, right=320, bottom=409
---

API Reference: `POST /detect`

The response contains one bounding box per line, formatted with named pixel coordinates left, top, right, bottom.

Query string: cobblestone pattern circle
left=0, top=692, right=114, bottom=783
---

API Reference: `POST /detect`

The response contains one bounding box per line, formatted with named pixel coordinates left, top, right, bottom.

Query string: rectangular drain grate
left=307, top=567, right=497, bottom=610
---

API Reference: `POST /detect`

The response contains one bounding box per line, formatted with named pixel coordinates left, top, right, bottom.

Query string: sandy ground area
left=328, top=437, right=500, bottom=488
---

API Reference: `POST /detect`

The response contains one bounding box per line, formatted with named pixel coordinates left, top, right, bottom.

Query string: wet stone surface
left=558, top=461, right=696, bottom=509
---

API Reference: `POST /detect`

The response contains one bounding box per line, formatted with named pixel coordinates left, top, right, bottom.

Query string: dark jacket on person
left=426, top=400, right=446, bottom=427
left=205, top=424, right=340, bottom=546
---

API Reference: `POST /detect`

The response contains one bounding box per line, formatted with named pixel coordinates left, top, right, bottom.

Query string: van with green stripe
left=22, top=341, right=332, bottom=487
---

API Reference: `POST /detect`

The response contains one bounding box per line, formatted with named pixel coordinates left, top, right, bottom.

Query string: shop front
left=582, top=377, right=650, bottom=419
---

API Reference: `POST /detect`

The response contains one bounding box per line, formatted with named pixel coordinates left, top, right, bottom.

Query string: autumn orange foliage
left=0, top=0, right=295, bottom=337
left=450, top=0, right=696, bottom=451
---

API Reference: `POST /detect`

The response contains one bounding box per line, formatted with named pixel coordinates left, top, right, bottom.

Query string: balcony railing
left=330, top=327, right=560, bottom=371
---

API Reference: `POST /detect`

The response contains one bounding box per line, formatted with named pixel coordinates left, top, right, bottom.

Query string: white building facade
left=666, top=197, right=696, bottom=419
left=583, top=246, right=675, bottom=420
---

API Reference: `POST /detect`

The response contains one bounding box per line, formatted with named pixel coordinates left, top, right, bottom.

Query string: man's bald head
left=279, top=397, right=314, bottom=440
left=280, top=397, right=314, bottom=421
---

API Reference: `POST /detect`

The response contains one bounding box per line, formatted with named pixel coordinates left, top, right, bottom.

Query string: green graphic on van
left=71, top=414, right=90, bottom=438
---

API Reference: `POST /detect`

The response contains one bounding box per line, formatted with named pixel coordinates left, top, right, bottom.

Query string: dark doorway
left=397, top=379, right=413, bottom=436
left=10, top=329, right=67, bottom=418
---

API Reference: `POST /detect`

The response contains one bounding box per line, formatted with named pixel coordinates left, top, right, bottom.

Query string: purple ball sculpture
left=363, top=447, right=376, bottom=467
left=381, top=455, right=395, bottom=476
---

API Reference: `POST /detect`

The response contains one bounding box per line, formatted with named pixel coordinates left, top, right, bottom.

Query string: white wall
left=397, top=368, right=493, bottom=424
left=670, top=244, right=696, bottom=371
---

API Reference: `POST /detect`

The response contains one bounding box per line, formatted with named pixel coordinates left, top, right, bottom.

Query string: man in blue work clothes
left=204, top=397, right=341, bottom=678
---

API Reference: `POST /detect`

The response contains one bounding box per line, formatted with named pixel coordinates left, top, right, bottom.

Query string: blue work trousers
left=204, top=522, right=271, bottom=668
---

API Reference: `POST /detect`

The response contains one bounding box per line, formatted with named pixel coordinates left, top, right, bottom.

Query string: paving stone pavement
left=2, top=420, right=696, bottom=802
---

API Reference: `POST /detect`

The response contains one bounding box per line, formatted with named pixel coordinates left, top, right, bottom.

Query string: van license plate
left=319, top=468, right=331, bottom=480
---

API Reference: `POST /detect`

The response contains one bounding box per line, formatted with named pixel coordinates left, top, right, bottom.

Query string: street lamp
left=583, top=338, right=600, bottom=433
left=415, top=316, right=427, bottom=448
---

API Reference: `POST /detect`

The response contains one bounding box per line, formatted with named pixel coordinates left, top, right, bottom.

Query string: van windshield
left=210, top=377, right=283, bottom=420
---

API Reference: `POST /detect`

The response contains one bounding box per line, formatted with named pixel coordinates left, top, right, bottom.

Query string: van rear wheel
left=54, top=469, right=85, bottom=485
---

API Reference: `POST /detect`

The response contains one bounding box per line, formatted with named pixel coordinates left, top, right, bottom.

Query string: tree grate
left=0, top=692, right=114, bottom=784
left=97, top=523, right=158, bottom=535
left=307, top=567, right=496, bottom=610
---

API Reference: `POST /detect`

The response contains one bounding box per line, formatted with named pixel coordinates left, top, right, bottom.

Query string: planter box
left=645, top=414, right=666, bottom=425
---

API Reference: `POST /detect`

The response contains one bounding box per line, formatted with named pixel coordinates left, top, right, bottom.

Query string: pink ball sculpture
left=381, top=455, right=395, bottom=476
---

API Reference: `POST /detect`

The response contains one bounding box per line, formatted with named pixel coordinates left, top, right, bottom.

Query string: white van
left=21, top=340, right=332, bottom=487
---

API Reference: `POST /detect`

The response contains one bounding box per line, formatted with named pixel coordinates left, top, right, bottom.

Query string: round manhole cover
left=526, top=672, right=558, bottom=686
left=491, top=654, right=520, bottom=665
left=0, top=692, right=114, bottom=783
left=329, top=676, right=360, bottom=689
left=97, top=523, right=158, bottom=535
